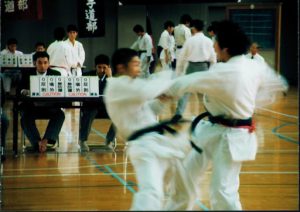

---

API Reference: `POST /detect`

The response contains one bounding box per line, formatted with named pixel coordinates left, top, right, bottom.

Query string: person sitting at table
left=17, top=51, right=65, bottom=153
left=0, top=38, right=23, bottom=95
left=79, top=54, right=116, bottom=152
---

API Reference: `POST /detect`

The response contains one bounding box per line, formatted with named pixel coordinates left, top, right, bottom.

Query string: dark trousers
left=79, top=108, right=116, bottom=144
left=20, top=108, right=65, bottom=151
left=1, top=111, right=9, bottom=148
left=175, top=62, right=209, bottom=115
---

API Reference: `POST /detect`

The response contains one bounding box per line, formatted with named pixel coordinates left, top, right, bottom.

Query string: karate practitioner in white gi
left=157, top=21, right=175, bottom=70
left=174, top=14, right=192, bottom=64
left=64, top=24, right=85, bottom=77
left=47, top=27, right=72, bottom=76
left=131, top=24, right=153, bottom=78
left=165, top=20, right=288, bottom=210
left=104, top=48, right=196, bottom=210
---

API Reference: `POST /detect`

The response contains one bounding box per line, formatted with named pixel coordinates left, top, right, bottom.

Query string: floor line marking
left=3, top=162, right=131, bottom=171
left=1, top=172, right=136, bottom=178
left=104, top=165, right=136, bottom=193
left=256, top=107, right=298, bottom=119
left=2, top=170, right=298, bottom=179
left=86, top=156, right=136, bottom=194
left=195, top=199, right=210, bottom=211
left=272, top=123, right=299, bottom=144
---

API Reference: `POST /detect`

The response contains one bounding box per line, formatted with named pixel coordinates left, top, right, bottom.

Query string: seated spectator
left=33, top=42, right=46, bottom=53
left=0, top=38, right=23, bottom=95
left=245, top=42, right=265, bottom=63
left=79, top=54, right=116, bottom=152
left=17, top=51, right=65, bottom=153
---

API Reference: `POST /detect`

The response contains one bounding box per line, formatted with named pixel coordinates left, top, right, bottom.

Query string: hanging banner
left=78, top=0, right=105, bottom=37
left=1, top=0, right=43, bottom=20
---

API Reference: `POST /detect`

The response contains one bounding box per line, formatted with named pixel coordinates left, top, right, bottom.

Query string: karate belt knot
left=127, top=115, right=190, bottom=141
left=190, top=111, right=255, bottom=154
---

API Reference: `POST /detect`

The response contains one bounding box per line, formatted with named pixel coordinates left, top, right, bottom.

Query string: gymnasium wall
left=1, top=0, right=298, bottom=86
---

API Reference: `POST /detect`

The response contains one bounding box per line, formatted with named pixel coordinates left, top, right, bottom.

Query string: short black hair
left=95, top=54, right=110, bottom=66
left=179, top=14, right=192, bottom=24
left=67, top=24, right=78, bottom=32
left=111, top=48, right=139, bottom=76
left=215, top=20, right=250, bottom=57
left=164, top=20, right=175, bottom=29
left=33, top=51, right=50, bottom=62
left=190, top=19, right=204, bottom=31
left=35, top=42, right=46, bottom=48
left=54, top=27, right=66, bottom=40
left=207, top=21, right=218, bottom=32
left=133, top=24, right=144, bottom=33
left=7, top=38, right=18, bottom=45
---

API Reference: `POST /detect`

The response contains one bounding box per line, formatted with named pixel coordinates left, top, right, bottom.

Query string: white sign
left=0, top=54, right=18, bottom=67
left=18, top=54, right=34, bottom=67
left=30, top=76, right=99, bottom=97
left=30, top=76, right=65, bottom=97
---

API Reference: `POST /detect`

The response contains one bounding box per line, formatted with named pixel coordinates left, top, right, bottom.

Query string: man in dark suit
left=17, top=51, right=65, bottom=153
left=79, top=54, right=116, bottom=152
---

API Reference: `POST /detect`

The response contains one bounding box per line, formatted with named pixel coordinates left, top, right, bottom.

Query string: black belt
left=209, top=115, right=252, bottom=127
left=177, top=46, right=183, bottom=49
left=138, top=50, right=147, bottom=56
left=189, top=112, right=210, bottom=154
left=127, top=115, right=189, bottom=141
left=189, top=112, right=253, bottom=154
left=188, top=61, right=209, bottom=64
left=191, top=112, right=252, bottom=133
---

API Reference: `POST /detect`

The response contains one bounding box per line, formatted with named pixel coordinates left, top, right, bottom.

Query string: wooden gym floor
left=0, top=86, right=298, bottom=211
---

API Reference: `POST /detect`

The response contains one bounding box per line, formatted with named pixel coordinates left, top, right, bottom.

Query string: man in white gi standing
left=245, top=42, right=265, bottom=64
left=165, top=20, right=288, bottom=210
left=47, top=27, right=72, bottom=76
left=131, top=24, right=153, bottom=78
left=173, top=14, right=192, bottom=67
left=157, top=21, right=175, bottom=70
left=64, top=24, right=85, bottom=77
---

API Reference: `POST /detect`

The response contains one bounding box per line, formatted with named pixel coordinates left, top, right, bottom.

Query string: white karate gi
left=104, top=71, right=196, bottom=210
left=47, top=40, right=73, bottom=76
left=64, top=39, right=85, bottom=76
left=131, top=33, right=153, bottom=78
left=174, top=24, right=192, bottom=60
left=158, top=30, right=174, bottom=70
left=166, top=55, right=288, bottom=210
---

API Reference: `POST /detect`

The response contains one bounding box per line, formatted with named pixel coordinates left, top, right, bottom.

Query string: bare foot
left=39, top=139, right=48, bottom=153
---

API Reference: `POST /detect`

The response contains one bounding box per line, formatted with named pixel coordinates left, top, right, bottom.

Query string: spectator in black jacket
left=17, top=51, right=65, bottom=153
left=79, top=54, right=116, bottom=152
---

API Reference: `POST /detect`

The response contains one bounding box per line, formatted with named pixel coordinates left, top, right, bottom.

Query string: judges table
left=12, top=96, right=104, bottom=156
